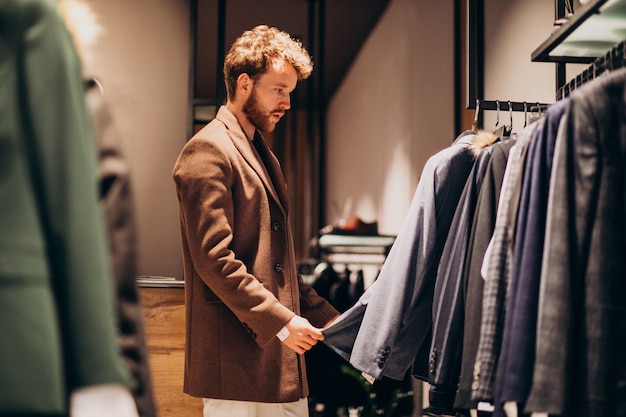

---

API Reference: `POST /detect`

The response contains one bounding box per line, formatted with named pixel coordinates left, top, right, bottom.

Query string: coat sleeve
left=298, top=274, right=339, bottom=328
left=18, top=0, right=131, bottom=390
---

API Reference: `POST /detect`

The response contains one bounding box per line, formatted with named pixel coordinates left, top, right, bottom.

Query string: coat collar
left=215, top=106, right=289, bottom=212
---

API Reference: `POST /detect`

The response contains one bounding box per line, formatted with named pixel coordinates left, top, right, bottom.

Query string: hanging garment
left=471, top=121, right=540, bottom=404
left=524, top=68, right=626, bottom=417
left=322, top=131, right=477, bottom=381
left=427, top=136, right=512, bottom=415
left=492, top=99, right=568, bottom=417
left=453, top=137, right=515, bottom=412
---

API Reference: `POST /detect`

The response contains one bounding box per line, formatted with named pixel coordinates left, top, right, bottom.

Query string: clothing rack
left=557, top=39, right=626, bottom=100
left=473, top=99, right=552, bottom=113
left=470, top=99, right=553, bottom=133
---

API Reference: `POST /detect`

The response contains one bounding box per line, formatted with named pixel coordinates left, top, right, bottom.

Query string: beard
left=243, top=87, right=281, bottom=132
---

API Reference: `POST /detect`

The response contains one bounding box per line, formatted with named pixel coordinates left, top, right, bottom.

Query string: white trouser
left=202, top=397, right=308, bottom=417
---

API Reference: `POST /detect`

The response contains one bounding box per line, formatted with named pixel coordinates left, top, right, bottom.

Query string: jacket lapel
left=215, top=107, right=288, bottom=212
left=252, top=132, right=289, bottom=211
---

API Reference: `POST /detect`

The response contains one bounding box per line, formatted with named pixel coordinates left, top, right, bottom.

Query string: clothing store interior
left=15, top=0, right=626, bottom=416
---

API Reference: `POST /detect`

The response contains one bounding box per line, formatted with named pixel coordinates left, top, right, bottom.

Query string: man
left=173, top=25, right=339, bottom=417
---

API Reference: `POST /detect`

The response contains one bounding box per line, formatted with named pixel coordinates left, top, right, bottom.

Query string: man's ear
left=237, top=73, right=252, bottom=96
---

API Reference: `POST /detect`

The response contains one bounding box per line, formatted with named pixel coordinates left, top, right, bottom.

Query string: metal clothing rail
left=470, top=99, right=553, bottom=132
left=557, top=39, right=626, bottom=100
left=473, top=99, right=552, bottom=112
left=470, top=99, right=550, bottom=136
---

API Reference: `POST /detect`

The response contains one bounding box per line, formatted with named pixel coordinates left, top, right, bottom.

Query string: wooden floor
left=139, top=286, right=203, bottom=417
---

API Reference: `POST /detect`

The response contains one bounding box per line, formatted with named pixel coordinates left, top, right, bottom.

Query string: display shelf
left=532, top=0, right=626, bottom=63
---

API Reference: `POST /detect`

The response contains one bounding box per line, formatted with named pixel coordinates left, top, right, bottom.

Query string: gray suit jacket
left=471, top=123, right=538, bottom=403
left=454, top=139, right=514, bottom=410
left=525, top=68, right=626, bottom=417
left=322, top=133, right=475, bottom=381
left=427, top=139, right=503, bottom=413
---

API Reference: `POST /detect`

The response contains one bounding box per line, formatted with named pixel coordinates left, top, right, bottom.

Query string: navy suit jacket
left=493, top=99, right=567, bottom=416
left=322, top=133, right=475, bottom=381
left=471, top=123, right=538, bottom=403
left=454, top=139, right=514, bottom=410
left=428, top=138, right=511, bottom=413
left=525, top=68, right=626, bottom=417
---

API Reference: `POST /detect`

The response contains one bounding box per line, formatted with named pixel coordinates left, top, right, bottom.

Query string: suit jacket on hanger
left=454, top=139, right=515, bottom=411
left=471, top=122, right=539, bottom=403
left=525, top=68, right=626, bottom=417
left=322, top=132, right=476, bottom=381
left=493, top=99, right=567, bottom=417
left=428, top=137, right=507, bottom=414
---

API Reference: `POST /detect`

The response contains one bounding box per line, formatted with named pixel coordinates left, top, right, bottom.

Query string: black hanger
left=493, top=100, right=511, bottom=140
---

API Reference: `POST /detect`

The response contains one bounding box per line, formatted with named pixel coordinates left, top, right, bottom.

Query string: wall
left=325, top=0, right=455, bottom=235
left=482, top=0, right=587, bottom=130
left=77, top=0, right=589, bottom=276
left=326, top=0, right=588, bottom=236
left=85, top=0, right=190, bottom=279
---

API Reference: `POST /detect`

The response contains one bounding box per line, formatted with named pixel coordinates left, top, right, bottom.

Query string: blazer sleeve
left=298, top=274, right=339, bottom=328
left=323, top=138, right=475, bottom=381
left=18, top=0, right=131, bottom=389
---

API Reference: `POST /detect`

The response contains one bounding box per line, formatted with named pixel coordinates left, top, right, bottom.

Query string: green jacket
left=0, top=0, right=130, bottom=414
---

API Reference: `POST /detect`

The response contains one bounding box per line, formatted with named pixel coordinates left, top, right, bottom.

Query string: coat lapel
left=251, top=132, right=290, bottom=211
left=216, top=107, right=288, bottom=212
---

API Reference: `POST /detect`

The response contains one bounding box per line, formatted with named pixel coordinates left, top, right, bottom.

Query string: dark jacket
left=525, top=68, right=626, bottom=417
left=87, top=84, right=157, bottom=417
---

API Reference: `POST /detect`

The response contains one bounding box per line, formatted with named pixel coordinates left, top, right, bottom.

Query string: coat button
left=429, top=349, right=437, bottom=374
left=271, top=221, right=281, bottom=231
left=274, top=263, right=283, bottom=272
left=241, top=322, right=257, bottom=340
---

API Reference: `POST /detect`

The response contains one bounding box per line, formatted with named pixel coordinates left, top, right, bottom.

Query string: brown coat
left=172, top=106, right=338, bottom=403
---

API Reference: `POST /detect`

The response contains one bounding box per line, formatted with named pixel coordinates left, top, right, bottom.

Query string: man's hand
left=280, top=315, right=324, bottom=354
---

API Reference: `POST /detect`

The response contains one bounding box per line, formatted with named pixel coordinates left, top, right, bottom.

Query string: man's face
left=243, top=60, right=297, bottom=132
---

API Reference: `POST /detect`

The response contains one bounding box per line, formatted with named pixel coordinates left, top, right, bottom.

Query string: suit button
left=274, top=263, right=283, bottom=272
left=271, top=221, right=281, bottom=231
left=241, top=322, right=257, bottom=340
left=429, top=349, right=437, bottom=374
left=472, top=360, right=481, bottom=390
